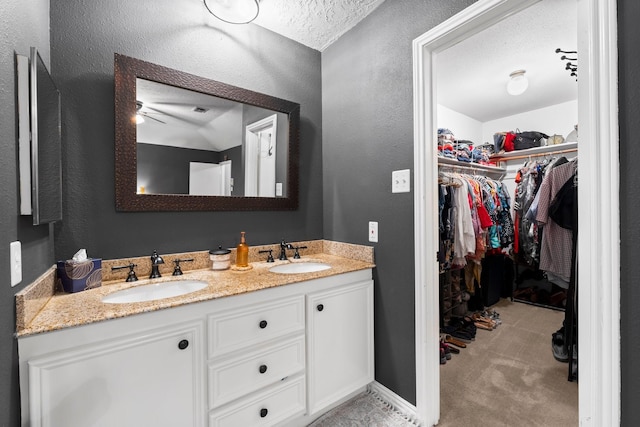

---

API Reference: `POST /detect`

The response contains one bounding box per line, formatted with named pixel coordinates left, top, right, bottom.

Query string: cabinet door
left=27, top=321, right=204, bottom=427
left=306, top=280, right=374, bottom=415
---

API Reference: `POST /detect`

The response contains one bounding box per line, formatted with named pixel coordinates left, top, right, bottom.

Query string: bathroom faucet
left=150, top=250, right=165, bottom=279
left=279, top=240, right=293, bottom=261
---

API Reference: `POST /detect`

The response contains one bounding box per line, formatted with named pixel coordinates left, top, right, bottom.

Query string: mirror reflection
left=114, top=53, right=300, bottom=211
left=136, top=79, right=289, bottom=197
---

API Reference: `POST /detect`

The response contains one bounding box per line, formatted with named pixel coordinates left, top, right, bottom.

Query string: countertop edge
left=16, top=242, right=374, bottom=338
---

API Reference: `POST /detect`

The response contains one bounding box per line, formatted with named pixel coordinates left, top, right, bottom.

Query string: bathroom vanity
left=16, top=247, right=374, bottom=427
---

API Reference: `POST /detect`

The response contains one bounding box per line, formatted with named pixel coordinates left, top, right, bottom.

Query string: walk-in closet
left=432, top=0, right=579, bottom=424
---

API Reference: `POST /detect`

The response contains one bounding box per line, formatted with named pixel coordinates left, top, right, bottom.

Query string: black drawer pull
left=178, top=339, right=189, bottom=350
left=260, top=408, right=268, bottom=418
left=259, top=320, right=268, bottom=329
left=317, top=304, right=324, bottom=312
left=259, top=364, right=268, bottom=374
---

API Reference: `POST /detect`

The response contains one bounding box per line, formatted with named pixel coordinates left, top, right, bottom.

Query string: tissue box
left=56, top=259, right=102, bottom=293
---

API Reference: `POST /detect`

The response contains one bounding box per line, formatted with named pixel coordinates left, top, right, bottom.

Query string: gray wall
left=618, top=0, right=640, bottom=423
left=137, top=144, right=221, bottom=194
left=50, top=0, right=323, bottom=260
left=0, top=1, right=53, bottom=426
left=3, top=0, right=640, bottom=425
left=322, top=0, right=640, bottom=416
left=322, top=0, right=477, bottom=403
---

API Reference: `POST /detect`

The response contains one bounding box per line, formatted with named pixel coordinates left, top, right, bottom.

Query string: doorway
left=245, top=114, right=278, bottom=197
left=412, top=0, right=619, bottom=425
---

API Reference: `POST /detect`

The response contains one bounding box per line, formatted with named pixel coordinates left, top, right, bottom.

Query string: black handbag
left=514, top=130, right=548, bottom=150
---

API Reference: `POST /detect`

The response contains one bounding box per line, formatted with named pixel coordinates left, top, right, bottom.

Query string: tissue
left=57, top=249, right=102, bottom=293
left=72, top=248, right=88, bottom=262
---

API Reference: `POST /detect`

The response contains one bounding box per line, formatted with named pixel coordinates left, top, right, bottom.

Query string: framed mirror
left=17, top=47, right=62, bottom=225
left=114, top=54, right=300, bottom=211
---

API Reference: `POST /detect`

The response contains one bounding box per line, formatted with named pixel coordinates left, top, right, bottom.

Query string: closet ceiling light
left=203, top=0, right=260, bottom=24
left=507, top=69, right=528, bottom=96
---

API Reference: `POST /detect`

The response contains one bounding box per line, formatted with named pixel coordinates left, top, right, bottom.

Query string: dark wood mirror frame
left=114, top=53, right=300, bottom=211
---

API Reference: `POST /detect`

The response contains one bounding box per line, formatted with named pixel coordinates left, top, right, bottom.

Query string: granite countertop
left=16, top=242, right=374, bottom=338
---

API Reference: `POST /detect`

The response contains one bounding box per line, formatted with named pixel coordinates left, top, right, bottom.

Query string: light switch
left=275, top=182, right=283, bottom=196
left=10, top=241, right=22, bottom=287
left=392, top=169, right=411, bottom=193
left=369, top=221, right=378, bottom=243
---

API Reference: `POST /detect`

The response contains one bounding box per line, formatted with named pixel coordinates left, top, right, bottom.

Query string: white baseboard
left=367, top=381, right=424, bottom=426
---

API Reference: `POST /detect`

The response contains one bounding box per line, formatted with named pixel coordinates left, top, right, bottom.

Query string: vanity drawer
left=209, top=375, right=305, bottom=427
left=209, top=335, right=305, bottom=409
left=207, top=295, right=304, bottom=358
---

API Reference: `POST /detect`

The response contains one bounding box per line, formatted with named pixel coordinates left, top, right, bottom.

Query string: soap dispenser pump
left=236, top=232, right=249, bottom=267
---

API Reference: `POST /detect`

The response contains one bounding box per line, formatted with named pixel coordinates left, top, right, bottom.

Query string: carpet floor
left=308, top=298, right=578, bottom=426
left=438, top=298, right=578, bottom=426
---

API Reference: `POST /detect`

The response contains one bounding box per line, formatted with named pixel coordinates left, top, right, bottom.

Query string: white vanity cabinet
left=207, top=295, right=307, bottom=426
left=18, top=268, right=374, bottom=427
left=18, top=313, right=206, bottom=427
left=306, top=279, right=374, bottom=416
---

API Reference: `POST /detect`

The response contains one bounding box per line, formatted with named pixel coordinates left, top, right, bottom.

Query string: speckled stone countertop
left=16, top=240, right=374, bottom=337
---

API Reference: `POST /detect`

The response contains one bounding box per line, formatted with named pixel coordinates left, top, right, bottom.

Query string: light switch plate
left=10, top=241, right=22, bottom=287
left=369, top=221, right=378, bottom=242
left=275, top=182, right=283, bottom=196
left=392, top=169, right=411, bottom=193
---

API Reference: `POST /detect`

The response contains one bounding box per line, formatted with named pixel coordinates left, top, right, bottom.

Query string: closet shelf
left=437, top=157, right=506, bottom=178
left=489, top=142, right=578, bottom=162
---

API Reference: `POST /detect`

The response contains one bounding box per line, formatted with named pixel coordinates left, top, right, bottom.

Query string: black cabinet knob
left=317, top=304, right=324, bottom=312
left=260, top=408, right=268, bottom=418
left=259, top=320, right=268, bottom=329
left=178, top=339, right=189, bottom=350
left=259, top=364, right=268, bottom=374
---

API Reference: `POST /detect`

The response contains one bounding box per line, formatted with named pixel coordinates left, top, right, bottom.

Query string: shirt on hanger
left=536, top=160, right=577, bottom=282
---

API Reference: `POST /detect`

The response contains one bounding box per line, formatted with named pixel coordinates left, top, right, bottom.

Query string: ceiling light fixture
left=135, top=101, right=145, bottom=124
left=507, top=69, right=528, bottom=96
left=203, top=0, right=260, bottom=24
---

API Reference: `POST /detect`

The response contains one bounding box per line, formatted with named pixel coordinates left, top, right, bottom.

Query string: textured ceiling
left=252, top=0, right=386, bottom=51
left=436, top=0, right=578, bottom=122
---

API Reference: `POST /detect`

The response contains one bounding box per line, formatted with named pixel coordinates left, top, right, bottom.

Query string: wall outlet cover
left=369, top=221, right=378, bottom=242
left=10, top=241, right=22, bottom=287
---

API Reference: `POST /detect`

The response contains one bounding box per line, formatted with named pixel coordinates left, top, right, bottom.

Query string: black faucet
left=293, top=245, right=308, bottom=259
left=279, top=240, right=293, bottom=261
left=259, top=249, right=275, bottom=263
left=111, top=263, right=138, bottom=282
left=150, top=250, right=165, bottom=279
left=172, top=258, right=194, bottom=276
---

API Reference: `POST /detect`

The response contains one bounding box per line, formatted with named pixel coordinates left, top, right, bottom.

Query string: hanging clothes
left=536, top=159, right=578, bottom=283
left=438, top=171, right=514, bottom=273
left=513, top=156, right=569, bottom=267
left=451, top=176, right=475, bottom=267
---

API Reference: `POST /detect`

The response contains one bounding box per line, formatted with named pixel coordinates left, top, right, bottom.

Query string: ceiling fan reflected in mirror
left=136, top=101, right=166, bottom=124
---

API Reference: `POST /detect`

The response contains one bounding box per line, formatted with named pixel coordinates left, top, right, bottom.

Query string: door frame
left=245, top=114, right=278, bottom=197
left=412, top=0, right=619, bottom=425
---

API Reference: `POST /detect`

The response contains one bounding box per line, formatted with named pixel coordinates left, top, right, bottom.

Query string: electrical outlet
left=369, top=221, right=378, bottom=243
left=10, top=241, right=22, bottom=287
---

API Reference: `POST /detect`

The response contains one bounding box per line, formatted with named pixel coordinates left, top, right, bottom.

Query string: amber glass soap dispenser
left=236, top=231, right=249, bottom=267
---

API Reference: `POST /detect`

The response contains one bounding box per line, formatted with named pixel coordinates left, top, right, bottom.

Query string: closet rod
left=492, top=147, right=577, bottom=163
left=437, top=157, right=506, bottom=179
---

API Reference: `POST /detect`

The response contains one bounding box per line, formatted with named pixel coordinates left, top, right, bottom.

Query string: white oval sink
left=269, top=262, right=331, bottom=274
left=102, top=280, right=208, bottom=304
